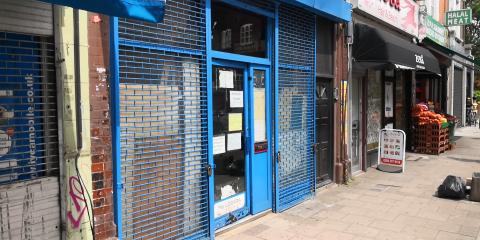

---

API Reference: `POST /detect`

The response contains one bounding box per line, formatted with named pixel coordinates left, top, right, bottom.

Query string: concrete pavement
left=216, top=127, right=480, bottom=240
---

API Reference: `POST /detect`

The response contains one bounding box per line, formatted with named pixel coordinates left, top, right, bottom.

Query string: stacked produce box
left=412, top=104, right=450, bottom=155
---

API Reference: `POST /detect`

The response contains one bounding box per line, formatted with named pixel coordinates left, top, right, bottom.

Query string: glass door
left=212, top=64, right=250, bottom=229
left=211, top=63, right=271, bottom=229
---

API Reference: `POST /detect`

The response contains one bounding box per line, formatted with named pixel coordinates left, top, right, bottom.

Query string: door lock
left=205, top=164, right=213, bottom=177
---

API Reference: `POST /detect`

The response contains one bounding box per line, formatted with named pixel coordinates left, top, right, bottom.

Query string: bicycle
left=466, top=107, right=477, bottom=127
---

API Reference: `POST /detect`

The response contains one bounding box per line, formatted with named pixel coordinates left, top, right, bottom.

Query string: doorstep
left=215, top=209, right=271, bottom=237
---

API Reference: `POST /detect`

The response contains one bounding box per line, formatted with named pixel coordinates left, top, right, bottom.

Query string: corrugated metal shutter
left=117, top=0, right=209, bottom=239
left=453, top=67, right=463, bottom=125
left=276, top=4, right=316, bottom=212
left=0, top=28, right=59, bottom=238
left=0, top=0, right=53, bottom=36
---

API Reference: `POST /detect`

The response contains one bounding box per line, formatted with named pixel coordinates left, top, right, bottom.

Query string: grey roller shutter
left=0, top=0, right=53, bottom=36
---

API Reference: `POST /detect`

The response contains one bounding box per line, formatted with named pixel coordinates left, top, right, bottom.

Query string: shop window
left=212, top=1, right=267, bottom=58
left=367, top=70, right=382, bottom=151
left=221, top=29, right=232, bottom=49
left=316, top=18, right=334, bottom=77
left=240, top=24, right=253, bottom=46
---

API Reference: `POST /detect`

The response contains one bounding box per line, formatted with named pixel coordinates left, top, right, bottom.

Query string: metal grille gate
left=0, top=31, right=60, bottom=238
left=276, top=4, right=316, bottom=212
left=0, top=32, right=58, bottom=183
left=117, top=0, right=209, bottom=239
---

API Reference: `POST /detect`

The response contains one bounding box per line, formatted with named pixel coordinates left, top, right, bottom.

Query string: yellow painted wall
left=54, top=6, right=93, bottom=240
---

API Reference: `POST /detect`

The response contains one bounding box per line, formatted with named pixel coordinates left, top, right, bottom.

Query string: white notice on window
left=214, top=193, right=245, bottom=218
left=213, top=135, right=226, bottom=155
left=227, top=133, right=242, bottom=151
left=219, top=70, right=234, bottom=89
left=254, top=120, right=266, bottom=142
left=229, top=91, right=243, bottom=108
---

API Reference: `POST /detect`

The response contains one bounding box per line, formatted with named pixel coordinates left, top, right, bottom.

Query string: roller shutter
left=0, top=1, right=60, bottom=238
left=0, top=0, right=53, bottom=36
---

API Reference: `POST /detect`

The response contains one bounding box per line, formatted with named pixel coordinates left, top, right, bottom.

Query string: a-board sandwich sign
left=378, top=129, right=406, bottom=173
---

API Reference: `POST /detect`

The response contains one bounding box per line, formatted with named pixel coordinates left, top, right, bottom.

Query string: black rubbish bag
left=437, top=175, right=466, bottom=199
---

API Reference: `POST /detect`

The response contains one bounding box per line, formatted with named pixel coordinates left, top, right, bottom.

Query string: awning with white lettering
left=38, top=0, right=165, bottom=22
left=353, top=24, right=441, bottom=75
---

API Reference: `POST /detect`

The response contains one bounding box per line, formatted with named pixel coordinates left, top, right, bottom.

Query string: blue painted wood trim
left=205, top=0, right=215, bottom=238
left=109, top=16, right=122, bottom=239
left=280, top=0, right=352, bottom=22
left=218, top=0, right=275, bottom=18
left=210, top=51, right=271, bottom=66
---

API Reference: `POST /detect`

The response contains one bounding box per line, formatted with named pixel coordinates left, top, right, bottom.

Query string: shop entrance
left=350, top=69, right=364, bottom=173
left=315, top=77, right=333, bottom=185
left=211, top=62, right=271, bottom=229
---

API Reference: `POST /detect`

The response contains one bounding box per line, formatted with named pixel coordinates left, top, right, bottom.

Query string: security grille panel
left=0, top=0, right=53, bottom=36
left=117, top=0, right=209, bottom=239
left=0, top=30, right=59, bottom=238
left=276, top=4, right=316, bottom=212
left=0, top=32, right=58, bottom=183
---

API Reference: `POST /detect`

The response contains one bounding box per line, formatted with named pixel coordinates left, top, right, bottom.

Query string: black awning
left=353, top=24, right=441, bottom=75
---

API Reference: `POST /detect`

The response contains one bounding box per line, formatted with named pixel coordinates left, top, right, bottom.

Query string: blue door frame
left=210, top=59, right=251, bottom=230
left=209, top=60, right=272, bottom=230
left=248, top=64, right=273, bottom=214
left=206, top=0, right=274, bottom=233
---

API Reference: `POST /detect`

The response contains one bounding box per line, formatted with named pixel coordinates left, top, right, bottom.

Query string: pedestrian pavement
left=216, top=127, right=480, bottom=240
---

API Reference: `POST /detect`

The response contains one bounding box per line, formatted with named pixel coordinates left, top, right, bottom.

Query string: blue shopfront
left=110, top=0, right=350, bottom=239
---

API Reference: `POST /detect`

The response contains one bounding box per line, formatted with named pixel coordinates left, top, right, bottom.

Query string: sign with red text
left=378, top=129, right=406, bottom=173
left=353, top=0, right=419, bottom=37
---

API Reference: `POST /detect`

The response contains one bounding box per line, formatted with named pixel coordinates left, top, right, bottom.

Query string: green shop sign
left=445, top=9, right=472, bottom=26
left=424, top=15, right=447, bottom=46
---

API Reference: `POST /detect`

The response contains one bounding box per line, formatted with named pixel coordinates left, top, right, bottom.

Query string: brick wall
left=87, top=13, right=116, bottom=239
left=334, top=23, right=349, bottom=183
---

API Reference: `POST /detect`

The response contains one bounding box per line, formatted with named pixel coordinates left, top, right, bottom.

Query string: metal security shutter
left=117, top=0, right=209, bottom=239
left=0, top=30, right=60, bottom=238
left=453, top=67, right=463, bottom=125
left=276, top=4, right=316, bottom=212
left=0, top=0, right=53, bottom=36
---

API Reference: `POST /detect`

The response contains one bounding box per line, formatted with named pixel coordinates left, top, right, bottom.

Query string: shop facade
left=0, top=0, right=167, bottom=239
left=110, top=0, right=351, bottom=239
left=0, top=0, right=351, bottom=239
left=349, top=0, right=442, bottom=171
left=418, top=3, right=476, bottom=127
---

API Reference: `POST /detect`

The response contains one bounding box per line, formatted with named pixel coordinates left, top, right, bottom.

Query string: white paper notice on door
left=227, top=132, right=242, bottom=151
left=254, top=120, right=266, bottom=142
left=219, top=70, right=234, bottom=89
left=213, top=135, right=226, bottom=155
left=385, top=82, right=393, bottom=118
left=229, top=91, right=243, bottom=108
left=214, top=193, right=245, bottom=218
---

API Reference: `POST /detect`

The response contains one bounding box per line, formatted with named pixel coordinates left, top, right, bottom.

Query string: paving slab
left=217, top=127, right=480, bottom=240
